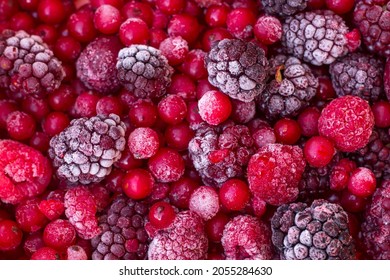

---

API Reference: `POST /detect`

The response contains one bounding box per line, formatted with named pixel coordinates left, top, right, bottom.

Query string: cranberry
left=34, top=24, right=58, bottom=45
left=159, top=36, right=189, bottom=66
left=371, top=101, right=390, bottom=128
left=273, top=118, right=301, bottom=145
left=104, top=168, right=125, bottom=193
left=30, top=247, right=59, bottom=260
left=0, top=100, right=17, bottom=129
left=253, top=15, right=282, bottom=45
left=180, top=49, right=208, bottom=80
left=149, top=28, right=168, bottom=49
left=15, top=198, right=48, bottom=233
left=347, top=167, right=377, bottom=198
left=94, top=4, right=121, bottom=35
left=66, top=245, right=88, bottom=260
left=43, top=219, right=76, bottom=251
left=189, top=186, right=220, bottom=220
left=198, top=90, right=232, bottom=125
left=121, top=1, right=153, bottom=27
left=252, top=126, right=276, bottom=148
left=183, top=0, right=202, bottom=16
left=316, top=76, right=336, bottom=101
left=122, top=169, right=155, bottom=200
left=96, top=96, right=123, bottom=116
left=251, top=196, right=267, bottom=218
left=21, top=96, right=50, bottom=121
left=168, top=73, right=196, bottom=100
left=219, top=179, right=250, bottom=211
left=6, top=111, right=36, bottom=141
left=201, top=27, right=233, bottom=52
left=303, top=136, right=335, bottom=168
left=48, top=84, right=76, bottom=112
left=148, top=148, right=185, bottom=183
left=72, top=92, right=99, bottom=118
left=67, top=10, right=97, bottom=43
left=148, top=201, right=176, bottom=229
left=164, top=122, right=194, bottom=151
left=205, top=4, right=230, bottom=27
left=23, top=231, right=45, bottom=257
left=0, top=220, right=23, bottom=251
left=0, top=0, right=18, bottom=20
left=205, top=212, right=230, bottom=243
left=157, top=94, right=187, bottom=125
left=90, top=0, right=124, bottom=9
left=325, top=0, right=354, bottom=15
left=18, top=0, right=39, bottom=10
left=297, top=107, right=321, bottom=137
left=226, top=7, right=256, bottom=40
left=330, top=158, right=357, bottom=192
left=151, top=9, right=169, bottom=29
left=128, top=127, right=160, bottom=159
left=196, top=78, right=216, bottom=100
left=38, top=0, right=66, bottom=24
left=54, top=36, right=82, bottom=62
left=156, top=0, right=185, bottom=15
left=167, top=13, right=200, bottom=45
left=28, top=132, right=50, bottom=152
left=42, top=112, right=70, bottom=137
left=10, top=12, right=36, bottom=33
left=128, top=99, right=158, bottom=127
left=119, top=17, right=150, bottom=46
left=340, top=190, right=367, bottom=213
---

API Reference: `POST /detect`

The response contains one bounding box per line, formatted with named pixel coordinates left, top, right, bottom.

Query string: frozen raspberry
left=0, top=140, right=52, bottom=205
left=148, top=210, right=208, bottom=260
left=318, top=96, right=375, bottom=152
left=64, top=186, right=100, bottom=240
left=38, top=199, right=65, bottom=220
left=76, top=36, right=122, bottom=94
left=221, top=215, right=273, bottom=260
left=247, top=143, right=306, bottom=206
left=189, top=186, right=219, bottom=221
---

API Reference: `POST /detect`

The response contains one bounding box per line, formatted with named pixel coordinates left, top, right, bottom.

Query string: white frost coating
left=189, top=186, right=219, bottom=221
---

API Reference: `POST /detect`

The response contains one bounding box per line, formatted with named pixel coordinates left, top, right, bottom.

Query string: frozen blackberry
left=360, top=180, right=390, bottom=260
left=353, top=0, right=390, bottom=57
left=261, top=0, right=308, bottom=17
left=257, top=55, right=318, bottom=120
left=188, top=122, right=256, bottom=187
left=76, top=36, right=122, bottom=94
left=91, top=195, right=150, bottom=260
left=385, top=59, right=390, bottom=101
left=116, top=44, right=173, bottom=100
left=282, top=10, right=360, bottom=66
left=205, top=38, right=269, bottom=102
left=0, top=29, right=64, bottom=98
left=48, top=114, right=126, bottom=185
left=271, top=199, right=356, bottom=260
left=329, top=52, right=385, bottom=103
left=349, top=128, right=390, bottom=180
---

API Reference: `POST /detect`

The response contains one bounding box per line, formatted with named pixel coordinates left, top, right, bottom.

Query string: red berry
left=273, top=118, right=301, bottom=145
left=90, top=0, right=124, bottom=9
left=304, top=136, right=335, bottom=168
left=169, top=176, right=199, bottom=209
left=128, top=99, right=158, bottom=127
left=307, top=0, right=326, bottom=9
left=219, top=179, right=250, bottom=211
left=10, top=12, right=36, bottom=33
left=189, top=186, right=220, bottom=221
left=15, top=198, right=48, bottom=233
left=158, top=94, right=187, bottom=125
left=94, top=4, right=121, bottom=34
left=180, top=49, right=208, bottom=80
left=38, top=199, right=65, bottom=221
left=159, top=36, right=189, bottom=66
left=43, top=219, right=76, bottom=251
left=201, top=27, right=233, bottom=52
left=128, top=127, right=160, bottom=159
left=121, top=1, right=153, bottom=27
left=205, top=4, right=230, bottom=27
left=297, top=107, right=321, bottom=137
left=148, top=148, right=185, bottom=183
left=348, top=167, right=377, bottom=198
left=205, top=212, right=230, bottom=243
left=23, top=231, right=45, bottom=257
left=18, top=0, right=39, bottom=10
left=198, top=90, right=232, bottom=125
left=72, top=92, right=99, bottom=118
left=164, top=122, right=194, bottom=151
left=54, top=36, right=82, bottom=62
left=122, top=169, right=154, bottom=200
left=48, top=85, right=76, bottom=112
left=371, top=101, right=390, bottom=128
left=0, top=220, right=23, bottom=251
left=167, top=13, right=200, bottom=45
left=38, top=0, right=66, bottom=24
left=67, top=10, right=97, bottom=43
left=119, top=17, right=150, bottom=46
left=148, top=201, right=176, bottom=229
left=21, top=96, right=50, bottom=121
left=253, top=15, right=282, bottom=45
left=340, top=190, right=367, bottom=213
left=226, top=7, right=256, bottom=40
left=156, top=0, right=185, bottom=15
left=168, top=73, right=196, bottom=100
left=30, top=247, right=59, bottom=260
left=325, top=0, right=354, bottom=15
left=330, top=158, right=357, bottom=192
left=96, top=96, right=123, bottom=116
left=66, top=245, right=88, bottom=260
left=316, top=76, right=336, bottom=101
left=0, top=100, right=17, bottom=129
left=6, top=111, right=36, bottom=141
left=34, top=24, right=58, bottom=45
left=42, top=112, right=70, bottom=137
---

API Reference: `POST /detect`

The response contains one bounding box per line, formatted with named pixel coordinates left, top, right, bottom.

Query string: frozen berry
left=219, top=179, right=250, bottom=211
left=304, top=136, right=335, bottom=168
left=0, top=220, right=23, bottom=251
left=148, top=148, right=185, bottom=183
left=128, top=127, right=160, bottom=159
left=148, top=201, right=176, bottom=229
left=347, top=167, right=376, bottom=198
left=122, top=169, right=154, bottom=200
left=66, top=245, right=88, bottom=260
left=30, top=247, right=59, bottom=260
left=6, top=111, right=36, bottom=141
left=274, top=118, right=301, bottom=145
left=253, top=15, right=282, bottom=45
left=43, top=219, right=76, bottom=251
left=15, top=198, right=48, bottom=233
left=189, top=186, right=219, bottom=221
left=198, top=90, right=232, bottom=126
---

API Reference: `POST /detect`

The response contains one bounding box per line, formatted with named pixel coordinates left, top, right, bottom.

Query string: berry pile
left=0, top=0, right=389, bottom=261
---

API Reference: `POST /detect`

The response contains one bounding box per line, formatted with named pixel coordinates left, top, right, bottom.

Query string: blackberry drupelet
left=188, top=122, right=256, bottom=187
left=257, top=55, right=318, bottom=120
left=48, top=114, right=126, bottom=185
left=282, top=10, right=359, bottom=66
left=261, top=0, right=308, bottom=17
left=116, top=44, right=173, bottom=100
left=0, top=29, right=64, bottom=98
left=205, top=38, right=269, bottom=102
left=329, top=52, right=385, bottom=103
left=91, top=195, right=150, bottom=260
left=271, top=199, right=356, bottom=260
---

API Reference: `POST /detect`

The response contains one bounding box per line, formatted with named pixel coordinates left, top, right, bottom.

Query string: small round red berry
left=219, top=179, right=250, bottom=211
left=252, top=126, right=276, bottom=148
left=42, top=112, right=70, bottom=137
left=205, top=212, right=230, bottom=243
left=21, top=96, right=50, bottom=121
left=274, top=118, right=301, bottom=145
left=253, top=15, right=282, bottom=45
left=15, top=198, right=48, bottom=233
left=148, top=201, right=176, bottom=229
left=0, top=100, right=18, bottom=129
left=34, top=24, right=58, bottom=45
left=96, top=96, right=123, bottom=116
left=226, top=7, right=256, bottom=40
left=43, top=219, right=76, bottom=251
left=10, top=12, right=35, bottom=33
left=121, top=1, right=154, bottom=27
left=340, top=190, right=367, bottom=213
left=251, top=197, right=267, bottom=218
left=325, top=0, right=355, bottom=15
left=67, top=11, right=97, bottom=43
left=6, top=111, right=36, bottom=140
left=168, top=73, right=196, bottom=100
left=0, top=0, right=18, bottom=20
left=180, top=49, right=208, bottom=80
left=164, top=122, right=194, bottom=151
left=201, top=27, right=233, bottom=52
left=198, top=90, right=232, bottom=125
left=122, top=169, right=155, bottom=200
left=205, top=4, right=230, bottom=27
left=189, top=186, right=220, bottom=221
left=66, top=245, right=88, bottom=260
left=156, top=0, right=185, bottom=15
left=48, top=84, right=76, bottom=112
left=159, top=36, right=189, bottom=66
left=157, top=94, right=187, bottom=125
left=0, top=220, right=23, bottom=251
left=304, top=136, right=335, bottom=168
left=94, top=4, right=121, bottom=35
left=371, top=101, right=390, bottom=128
left=330, top=158, right=356, bottom=192
left=297, top=107, right=321, bottom=137
left=128, top=99, right=157, bottom=127
left=54, top=36, right=82, bottom=62
left=347, top=167, right=377, bottom=198
left=37, top=0, right=66, bottom=24
left=18, top=0, right=39, bottom=11
left=148, top=148, right=185, bottom=183
left=128, top=127, right=160, bottom=159
left=30, top=247, right=59, bottom=260
left=72, top=92, right=99, bottom=118
left=119, top=17, right=150, bottom=46
left=167, top=13, right=200, bottom=45
left=169, top=176, right=199, bottom=209
left=114, top=149, right=143, bottom=171
left=316, top=76, right=336, bottom=101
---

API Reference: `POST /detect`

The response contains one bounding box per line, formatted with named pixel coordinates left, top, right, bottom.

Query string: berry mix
left=0, top=0, right=389, bottom=261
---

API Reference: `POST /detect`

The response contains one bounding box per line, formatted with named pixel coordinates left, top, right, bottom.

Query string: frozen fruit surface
left=0, top=140, right=52, bottom=204
left=318, top=96, right=374, bottom=152
left=221, top=215, right=273, bottom=260
left=262, top=0, right=308, bottom=17
left=189, top=186, right=219, bottom=221
left=247, top=143, right=306, bottom=206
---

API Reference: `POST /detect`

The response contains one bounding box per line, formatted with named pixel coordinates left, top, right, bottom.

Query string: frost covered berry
left=189, top=186, right=219, bottom=221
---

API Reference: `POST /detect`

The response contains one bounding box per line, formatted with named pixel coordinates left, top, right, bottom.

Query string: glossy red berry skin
left=371, top=101, right=390, bottom=128
left=340, top=190, right=367, bottom=213
left=273, top=118, right=301, bottom=145
left=0, top=220, right=23, bottom=251
left=219, top=179, right=251, bottom=211
left=21, top=96, right=50, bottom=122
left=325, top=0, right=354, bottom=15
left=164, top=122, right=194, bottom=151
left=347, top=167, right=377, bottom=198
left=205, top=212, right=230, bottom=243
left=156, top=0, right=185, bottom=15
left=253, top=15, right=282, bottom=45
left=96, top=96, right=123, bottom=116
left=15, top=198, right=48, bottom=233
left=297, top=107, right=321, bottom=137
left=226, top=7, right=256, bottom=40
left=167, top=14, right=200, bottom=45
left=48, top=85, right=76, bottom=112
left=205, top=4, right=230, bottom=27
left=29, top=132, right=50, bottom=153
left=67, top=10, right=97, bottom=43
left=122, top=169, right=155, bottom=200
left=168, top=73, right=196, bottom=100
left=198, top=90, right=232, bottom=125
left=38, top=0, right=66, bottom=24
left=169, top=177, right=199, bottom=209
left=72, top=92, right=99, bottom=118
left=148, top=201, right=176, bottom=229
left=34, top=24, right=58, bottom=45
left=316, top=76, right=336, bottom=101
left=201, top=27, right=233, bottom=52
left=43, top=219, right=76, bottom=251
left=30, top=247, right=59, bottom=260
left=54, top=36, right=82, bottom=62
left=128, top=100, right=158, bottom=127
left=180, top=49, right=208, bottom=80
left=94, top=4, right=121, bottom=35
left=119, top=18, right=150, bottom=46
left=42, top=112, right=70, bottom=137
left=10, top=12, right=36, bottom=33
left=158, top=94, right=187, bottom=125
left=6, top=111, right=36, bottom=141
left=304, top=136, right=335, bottom=168
left=330, top=158, right=357, bottom=192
